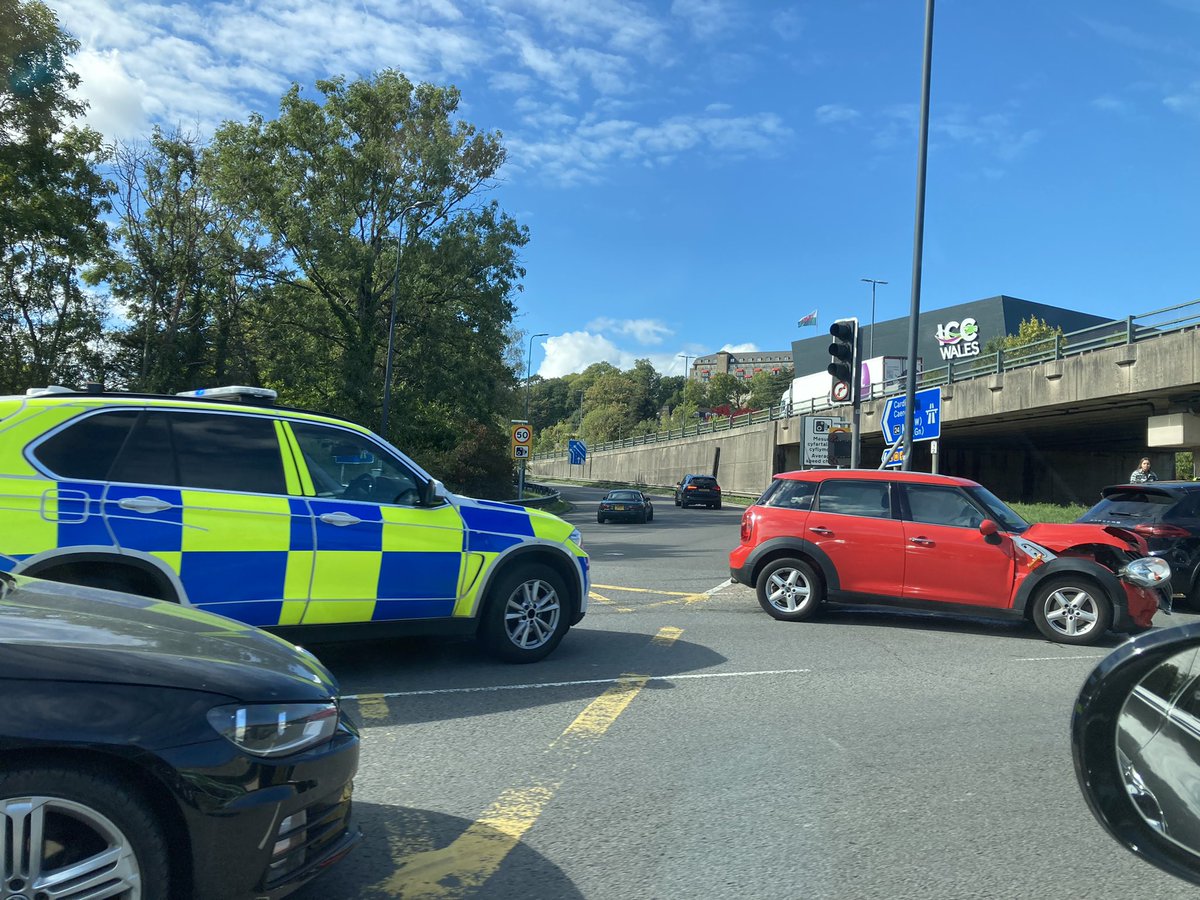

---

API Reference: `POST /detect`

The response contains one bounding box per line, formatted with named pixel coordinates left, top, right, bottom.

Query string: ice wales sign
left=934, top=317, right=980, bottom=360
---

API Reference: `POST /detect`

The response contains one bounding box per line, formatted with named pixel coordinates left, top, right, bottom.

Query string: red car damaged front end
left=1023, top=522, right=1172, bottom=627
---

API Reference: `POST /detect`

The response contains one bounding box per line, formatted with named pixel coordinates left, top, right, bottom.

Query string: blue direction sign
left=881, top=387, right=941, bottom=443
left=568, top=439, right=587, bottom=465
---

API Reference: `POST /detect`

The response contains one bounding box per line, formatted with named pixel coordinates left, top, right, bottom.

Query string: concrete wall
left=531, top=327, right=1200, bottom=503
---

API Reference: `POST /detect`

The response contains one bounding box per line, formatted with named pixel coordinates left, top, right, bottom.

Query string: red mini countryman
left=729, top=470, right=1171, bottom=646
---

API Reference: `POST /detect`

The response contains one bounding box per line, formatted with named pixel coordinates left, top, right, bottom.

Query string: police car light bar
left=176, top=385, right=278, bottom=403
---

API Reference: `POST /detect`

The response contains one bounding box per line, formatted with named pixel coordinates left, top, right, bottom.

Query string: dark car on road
left=598, top=489, right=654, bottom=524
left=730, top=469, right=1170, bottom=645
left=674, top=474, right=722, bottom=509
left=0, top=573, right=360, bottom=900
left=1077, top=482, right=1200, bottom=608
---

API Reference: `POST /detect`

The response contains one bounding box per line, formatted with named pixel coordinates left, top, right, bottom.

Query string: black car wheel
left=674, top=495, right=681, bottom=507
left=480, top=564, right=570, bottom=663
left=756, top=558, right=824, bottom=621
left=1031, top=575, right=1112, bottom=645
left=0, top=766, right=171, bottom=899
left=597, top=513, right=606, bottom=524
left=647, top=508, right=654, bottom=522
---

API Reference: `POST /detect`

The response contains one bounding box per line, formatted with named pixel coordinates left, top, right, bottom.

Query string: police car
left=0, top=385, right=589, bottom=662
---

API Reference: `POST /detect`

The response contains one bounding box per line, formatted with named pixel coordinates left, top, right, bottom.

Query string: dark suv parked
left=1077, top=482, right=1200, bottom=607
left=675, top=474, right=722, bottom=509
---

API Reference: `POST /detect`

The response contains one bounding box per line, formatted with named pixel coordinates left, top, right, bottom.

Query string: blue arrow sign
left=568, top=438, right=587, bottom=465
left=881, top=387, right=941, bottom=443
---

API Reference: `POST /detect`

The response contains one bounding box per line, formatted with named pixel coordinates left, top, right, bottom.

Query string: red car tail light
left=1133, top=523, right=1192, bottom=539
left=740, top=512, right=752, bottom=542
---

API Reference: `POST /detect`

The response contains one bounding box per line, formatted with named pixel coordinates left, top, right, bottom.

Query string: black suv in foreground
left=675, top=474, right=722, bottom=509
left=1077, top=481, right=1200, bottom=607
left=0, top=573, right=360, bottom=899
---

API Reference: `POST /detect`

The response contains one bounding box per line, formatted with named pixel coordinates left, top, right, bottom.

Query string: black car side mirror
left=1073, top=622, right=1200, bottom=886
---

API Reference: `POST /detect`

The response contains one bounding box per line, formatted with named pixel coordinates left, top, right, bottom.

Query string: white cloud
left=720, top=342, right=759, bottom=353
left=70, top=48, right=150, bottom=141
left=671, top=0, right=732, bottom=41
left=587, top=317, right=674, bottom=344
left=815, top=103, right=860, bottom=125
left=1092, top=95, right=1132, bottom=113
left=1165, top=82, right=1200, bottom=116
left=539, top=331, right=642, bottom=377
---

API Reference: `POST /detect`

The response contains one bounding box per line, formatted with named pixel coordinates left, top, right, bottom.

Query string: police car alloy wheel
left=481, top=565, right=570, bottom=663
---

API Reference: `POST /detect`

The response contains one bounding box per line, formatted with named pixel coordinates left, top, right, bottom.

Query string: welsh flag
left=798, top=310, right=818, bottom=327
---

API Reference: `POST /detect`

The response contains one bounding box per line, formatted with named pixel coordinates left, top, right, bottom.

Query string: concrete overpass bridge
left=529, top=300, right=1200, bottom=505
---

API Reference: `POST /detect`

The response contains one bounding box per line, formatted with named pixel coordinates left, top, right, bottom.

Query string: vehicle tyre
left=1031, top=576, right=1112, bottom=645
left=480, top=564, right=570, bottom=663
left=0, top=765, right=171, bottom=900
left=1183, top=577, right=1200, bottom=612
left=714, top=500, right=722, bottom=510
left=639, top=510, right=647, bottom=523
left=647, top=508, right=654, bottom=522
left=756, top=558, right=823, bottom=621
left=597, top=513, right=606, bottom=524
left=674, top=495, right=681, bottom=507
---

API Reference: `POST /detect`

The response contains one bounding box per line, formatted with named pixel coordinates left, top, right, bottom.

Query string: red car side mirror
left=979, top=519, right=999, bottom=536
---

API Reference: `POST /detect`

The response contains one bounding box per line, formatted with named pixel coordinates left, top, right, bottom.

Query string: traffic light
left=827, top=318, right=859, bottom=402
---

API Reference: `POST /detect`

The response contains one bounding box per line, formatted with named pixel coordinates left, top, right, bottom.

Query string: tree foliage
left=981, top=316, right=1065, bottom=356
left=0, top=0, right=112, bottom=392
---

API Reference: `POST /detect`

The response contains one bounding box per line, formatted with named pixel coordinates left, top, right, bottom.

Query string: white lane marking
left=704, top=578, right=734, bottom=595
left=345, top=668, right=811, bottom=701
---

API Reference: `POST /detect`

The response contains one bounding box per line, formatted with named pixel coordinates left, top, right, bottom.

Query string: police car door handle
left=319, top=512, right=362, bottom=527
left=118, top=496, right=174, bottom=513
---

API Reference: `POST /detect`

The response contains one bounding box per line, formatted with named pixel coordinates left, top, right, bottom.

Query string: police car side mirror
left=1073, top=622, right=1200, bottom=887
left=419, top=479, right=442, bottom=507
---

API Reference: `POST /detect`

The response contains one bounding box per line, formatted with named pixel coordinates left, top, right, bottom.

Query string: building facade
left=788, top=295, right=1115, bottom=377
left=691, top=350, right=794, bottom=382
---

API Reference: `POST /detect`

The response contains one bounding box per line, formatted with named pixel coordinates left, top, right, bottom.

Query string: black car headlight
left=207, top=702, right=339, bottom=757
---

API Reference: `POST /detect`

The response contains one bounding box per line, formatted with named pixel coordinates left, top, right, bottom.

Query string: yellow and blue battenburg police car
left=0, top=385, right=589, bottom=662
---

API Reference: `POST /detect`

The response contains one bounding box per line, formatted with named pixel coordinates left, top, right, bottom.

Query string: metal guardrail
left=509, top=481, right=561, bottom=508
left=535, top=298, right=1200, bottom=459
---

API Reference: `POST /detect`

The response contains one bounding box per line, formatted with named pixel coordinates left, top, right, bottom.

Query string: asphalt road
left=295, top=483, right=1200, bottom=900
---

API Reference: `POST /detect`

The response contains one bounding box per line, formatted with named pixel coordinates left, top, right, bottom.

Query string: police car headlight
left=207, top=702, right=339, bottom=757
left=1120, top=556, right=1172, bottom=588
left=569, top=528, right=583, bottom=549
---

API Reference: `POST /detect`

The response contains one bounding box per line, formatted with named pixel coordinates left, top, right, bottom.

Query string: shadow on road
left=308, top=628, right=728, bottom=725
left=291, top=800, right=585, bottom=900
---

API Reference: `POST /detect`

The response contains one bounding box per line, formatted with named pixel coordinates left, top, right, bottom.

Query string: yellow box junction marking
left=652, top=626, right=684, bottom=646
left=590, top=582, right=721, bottom=608
left=372, top=673, right=652, bottom=897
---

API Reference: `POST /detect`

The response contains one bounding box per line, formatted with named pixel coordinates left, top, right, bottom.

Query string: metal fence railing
left=534, top=298, right=1200, bottom=460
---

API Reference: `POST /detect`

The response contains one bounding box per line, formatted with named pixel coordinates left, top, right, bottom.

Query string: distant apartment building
left=690, top=350, right=794, bottom=381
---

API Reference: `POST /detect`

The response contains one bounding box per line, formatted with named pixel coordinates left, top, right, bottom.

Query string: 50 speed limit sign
left=511, top=423, right=533, bottom=459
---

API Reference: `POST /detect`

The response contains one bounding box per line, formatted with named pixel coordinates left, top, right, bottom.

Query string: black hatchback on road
left=1077, top=481, right=1200, bottom=607
left=0, top=573, right=360, bottom=899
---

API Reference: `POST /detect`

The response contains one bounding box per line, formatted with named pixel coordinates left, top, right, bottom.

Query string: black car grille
left=264, top=783, right=354, bottom=886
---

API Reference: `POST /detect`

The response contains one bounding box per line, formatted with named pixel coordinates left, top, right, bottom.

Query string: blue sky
left=52, top=0, right=1200, bottom=378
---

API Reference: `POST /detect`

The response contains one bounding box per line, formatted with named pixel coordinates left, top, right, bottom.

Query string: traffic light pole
left=827, top=318, right=862, bottom=468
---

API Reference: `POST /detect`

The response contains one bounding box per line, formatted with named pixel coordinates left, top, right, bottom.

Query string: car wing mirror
left=979, top=519, right=999, bottom=536
left=1073, top=622, right=1200, bottom=886
left=420, top=478, right=444, bottom=507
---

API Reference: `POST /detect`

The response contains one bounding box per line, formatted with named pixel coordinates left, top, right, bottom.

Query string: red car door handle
left=809, top=526, right=833, bottom=536
left=909, top=537, right=934, bottom=546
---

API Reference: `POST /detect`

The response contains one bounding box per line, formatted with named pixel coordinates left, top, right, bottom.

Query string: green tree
left=0, top=0, right=113, bottom=391
left=982, top=316, right=1065, bottom=358
left=206, top=71, right=526, bottom=495
left=90, top=129, right=276, bottom=392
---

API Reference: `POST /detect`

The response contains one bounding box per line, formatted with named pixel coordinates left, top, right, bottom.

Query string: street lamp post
left=381, top=199, right=435, bottom=437
left=518, top=332, right=548, bottom=500
left=861, top=278, right=888, bottom=360
left=678, top=354, right=694, bottom=379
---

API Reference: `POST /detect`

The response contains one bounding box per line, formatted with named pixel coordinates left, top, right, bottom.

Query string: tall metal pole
left=861, top=278, right=888, bottom=360
left=518, top=332, right=548, bottom=499
left=381, top=200, right=434, bottom=437
left=902, top=0, right=935, bottom=471
left=678, top=353, right=694, bottom=378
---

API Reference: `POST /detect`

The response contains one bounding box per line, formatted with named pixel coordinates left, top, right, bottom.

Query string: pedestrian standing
left=1130, top=457, right=1159, bottom=484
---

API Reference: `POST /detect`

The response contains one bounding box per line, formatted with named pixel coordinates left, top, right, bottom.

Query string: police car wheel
left=481, top=565, right=570, bottom=663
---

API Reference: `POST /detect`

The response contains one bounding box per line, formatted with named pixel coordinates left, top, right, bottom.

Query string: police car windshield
left=964, top=486, right=1030, bottom=533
